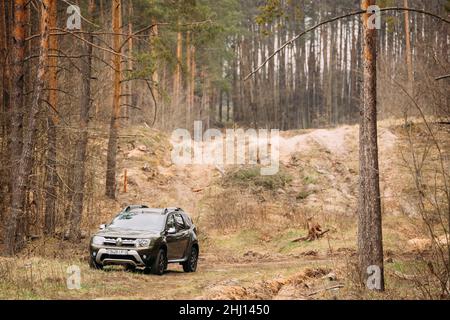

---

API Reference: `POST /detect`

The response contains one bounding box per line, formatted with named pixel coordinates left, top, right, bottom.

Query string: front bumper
left=90, top=245, right=157, bottom=267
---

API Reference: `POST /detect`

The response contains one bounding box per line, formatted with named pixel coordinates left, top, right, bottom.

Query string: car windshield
left=108, top=212, right=165, bottom=231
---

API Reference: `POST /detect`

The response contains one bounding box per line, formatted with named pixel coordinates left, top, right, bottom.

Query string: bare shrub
left=205, top=189, right=269, bottom=231
left=400, top=112, right=449, bottom=299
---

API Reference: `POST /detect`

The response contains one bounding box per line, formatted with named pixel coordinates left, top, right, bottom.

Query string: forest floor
left=0, top=118, right=448, bottom=299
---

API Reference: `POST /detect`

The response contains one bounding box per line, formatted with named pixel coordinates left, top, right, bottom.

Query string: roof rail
left=123, top=205, right=149, bottom=212
left=163, top=207, right=182, bottom=214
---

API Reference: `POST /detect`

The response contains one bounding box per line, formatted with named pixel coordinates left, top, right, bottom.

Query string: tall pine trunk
left=172, top=26, right=182, bottom=122
left=403, top=0, right=413, bottom=98
left=358, top=0, right=385, bottom=291
left=7, top=0, right=50, bottom=255
left=7, top=0, right=27, bottom=254
left=44, top=0, right=58, bottom=236
left=0, top=0, right=6, bottom=132
left=186, top=31, right=192, bottom=127
left=69, top=0, right=95, bottom=241
left=124, top=0, right=133, bottom=123
left=105, top=0, right=122, bottom=199
left=150, top=20, right=160, bottom=126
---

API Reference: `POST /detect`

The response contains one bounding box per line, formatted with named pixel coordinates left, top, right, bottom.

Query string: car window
left=109, top=213, right=165, bottom=231
left=174, top=213, right=185, bottom=229
left=166, top=214, right=175, bottom=229
left=181, top=213, right=192, bottom=228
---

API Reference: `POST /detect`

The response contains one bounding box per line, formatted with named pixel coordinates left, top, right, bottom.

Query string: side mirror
left=99, top=224, right=106, bottom=230
left=167, top=227, right=176, bottom=234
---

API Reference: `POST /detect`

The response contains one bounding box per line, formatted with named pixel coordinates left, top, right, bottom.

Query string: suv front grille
left=104, top=237, right=136, bottom=247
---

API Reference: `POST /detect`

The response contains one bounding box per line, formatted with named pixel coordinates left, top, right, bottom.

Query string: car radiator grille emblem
left=116, top=238, right=123, bottom=247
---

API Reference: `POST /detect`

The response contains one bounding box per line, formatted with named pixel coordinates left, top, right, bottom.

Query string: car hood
left=96, top=228, right=162, bottom=239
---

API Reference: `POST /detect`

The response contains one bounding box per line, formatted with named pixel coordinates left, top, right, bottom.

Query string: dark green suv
left=89, top=206, right=199, bottom=275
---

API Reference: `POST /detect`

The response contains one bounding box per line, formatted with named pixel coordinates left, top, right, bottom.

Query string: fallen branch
left=435, top=74, right=450, bottom=81
left=392, top=271, right=416, bottom=281
left=307, top=284, right=344, bottom=297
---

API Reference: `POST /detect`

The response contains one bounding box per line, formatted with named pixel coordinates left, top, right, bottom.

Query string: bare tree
left=357, top=0, right=384, bottom=291
left=69, top=0, right=96, bottom=241
left=6, top=0, right=50, bottom=254
left=403, top=0, right=413, bottom=88
left=44, top=0, right=58, bottom=236
left=105, top=0, right=122, bottom=199
left=6, top=0, right=27, bottom=254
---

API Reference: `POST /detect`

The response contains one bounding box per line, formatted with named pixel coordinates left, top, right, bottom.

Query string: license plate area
left=107, top=249, right=129, bottom=255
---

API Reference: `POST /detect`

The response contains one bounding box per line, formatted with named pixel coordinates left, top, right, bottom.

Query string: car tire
left=182, top=246, right=198, bottom=273
left=151, top=249, right=167, bottom=275
left=89, top=257, right=103, bottom=270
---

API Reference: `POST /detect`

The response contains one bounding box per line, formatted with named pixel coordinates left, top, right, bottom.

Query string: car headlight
left=92, top=236, right=105, bottom=246
left=135, top=239, right=152, bottom=248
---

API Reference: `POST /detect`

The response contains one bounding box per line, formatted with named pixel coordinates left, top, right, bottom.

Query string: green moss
left=225, top=166, right=293, bottom=190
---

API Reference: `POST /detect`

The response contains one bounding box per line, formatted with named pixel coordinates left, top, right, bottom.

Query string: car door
left=165, top=214, right=179, bottom=260
left=174, top=213, right=190, bottom=259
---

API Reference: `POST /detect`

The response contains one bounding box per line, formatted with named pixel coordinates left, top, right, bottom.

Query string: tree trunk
left=358, top=0, right=384, bottom=291
left=268, top=27, right=276, bottom=127
left=232, top=39, right=240, bottom=123
left=44, top=0, right=58, bottom=236
left=105, top=0, right=122, bottom=199
left=219, top=90, right=223, bottom=123
left=403, top=0, right=413, bottom=93
left=226, top=92, right=230, bottom=122
left=172, top=27, right=182, bottom=117
left=0, top=0, right=10, bottom=144
left=0, top=0, right=10, bottom=219
left=190, top=45, right=196, bottom=126
left=186, top=31, right=192, bottom=127
left=124, top=0, right=133, bottom=123
left=7, top=0, right=27, bottom=251
left=6, top=0, right=50, bottom=255
left=279, top=21, right=287, bottom=130
left=0, top=0, right=6, bottom=130
left=150, top=20, right=160, bottom=126
left=350, top=17, right=358, bottom=119
left=69, top=0, right=95, bottom=241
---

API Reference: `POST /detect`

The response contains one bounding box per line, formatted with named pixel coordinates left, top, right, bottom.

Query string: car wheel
left=151, top=249, right=167, bottom=275
left=182, top=246, right=198, bottom=273
left=89, top=257, right=103, bottom=270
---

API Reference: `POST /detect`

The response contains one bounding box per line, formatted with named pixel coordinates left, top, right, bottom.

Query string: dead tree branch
left=436, top=74, right=450, bottom=81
